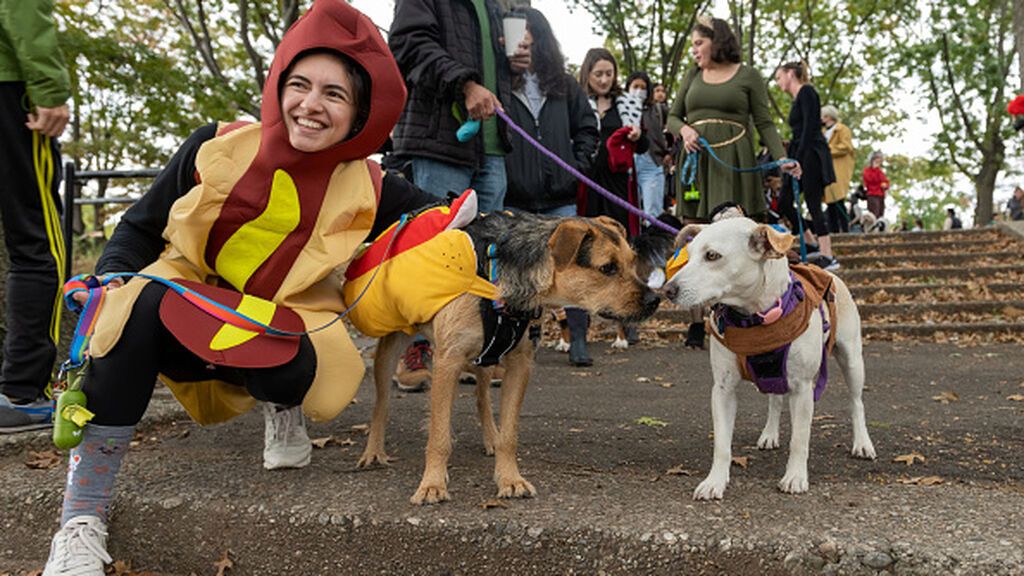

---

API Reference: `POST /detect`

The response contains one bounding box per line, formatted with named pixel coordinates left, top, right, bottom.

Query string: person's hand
left=71, top=277, right=124, bottom=306
left=627, top=125, right=641, bottom=141
left=781, top=160, right=802, bottom=179
left=26, top=104, right=70, bottom=138
left=508, top=37, right=531, bottom=73
left=463, top=81, right=502, bottom=121
left=679, top=124, right=701, bottom=153
left=662, top=154, right=674, bottom=168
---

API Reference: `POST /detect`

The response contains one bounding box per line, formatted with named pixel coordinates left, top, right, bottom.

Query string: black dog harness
left=472, top=243, right=540, bottom=367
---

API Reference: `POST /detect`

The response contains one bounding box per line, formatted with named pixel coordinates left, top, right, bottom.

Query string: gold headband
left=696, top=14, right=714, bottom=28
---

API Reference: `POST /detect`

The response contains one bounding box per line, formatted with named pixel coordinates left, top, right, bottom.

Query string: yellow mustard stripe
left=32, top=132, right=65, bottom=345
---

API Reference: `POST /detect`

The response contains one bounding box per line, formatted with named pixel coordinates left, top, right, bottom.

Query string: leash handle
left=488, top=110, right=680, bottom=236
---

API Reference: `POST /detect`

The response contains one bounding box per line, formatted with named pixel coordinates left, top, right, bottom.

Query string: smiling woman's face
left=588, top=59, right=616, bottom=97
left=280, top=53, right=357, bottom=153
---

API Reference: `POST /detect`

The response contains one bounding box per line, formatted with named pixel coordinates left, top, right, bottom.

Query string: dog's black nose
left=663, top=283, right=679, bottom=302
left=642, top=290, right=661, bottom=310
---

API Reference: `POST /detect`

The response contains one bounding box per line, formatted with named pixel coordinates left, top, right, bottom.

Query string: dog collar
left=715, top=273, right=804, bottom=331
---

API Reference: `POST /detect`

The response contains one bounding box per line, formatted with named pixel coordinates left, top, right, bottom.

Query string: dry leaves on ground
left=893, top=452, right=926, bottom=466
left=350, top=424, right=369, bottom=435
left=896, top=476, right=944, bottom=486
left=105, top=559, right=160, bottom=575
left=213, top=550, right=233, bottom=576
left=932, top=391, right=960, bottom=404
left=25, top=450, right=61, bottom=470
left=635, top=416, right=668, bottom=428
left=731, top=456, right=750, bottom=469
left=666, top=464, right=693, bottom=476
left=1007, top=394, right=1024, bottom=402
left=310, top=436, right=334, bottom=449
left=479, top=499, right=509, bottom=510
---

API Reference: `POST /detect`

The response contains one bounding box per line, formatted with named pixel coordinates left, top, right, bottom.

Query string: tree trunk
left=1014, top=0, right=1024, bottom=91
left=973, top=137, right=1004, bottom=227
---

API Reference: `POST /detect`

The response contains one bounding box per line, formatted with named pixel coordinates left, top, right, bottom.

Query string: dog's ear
left=549, top=220, right=593, bottom=269
left=592, top=215, right=628, bottom=240
left=674, top=224, right=705, bottom=251
left=750, top=224, right=794, bottom=259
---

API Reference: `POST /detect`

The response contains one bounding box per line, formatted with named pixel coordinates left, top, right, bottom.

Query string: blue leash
left=681, top=137, right=807, bottom=262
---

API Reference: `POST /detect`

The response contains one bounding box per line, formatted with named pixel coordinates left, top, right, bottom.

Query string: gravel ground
left=1, top=341, right=1022, bottom=575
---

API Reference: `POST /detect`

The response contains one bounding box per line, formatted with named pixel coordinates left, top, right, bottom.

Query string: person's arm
left=644, top=106, right=669, bottom=158
left=95, top=123, right=218, bottom=275
left=567, top=80, right=599, bottom=173
left=389, top=0, right=480, bottom=100
left=749, top=68, right=786, bottom=160
left=880, top=169, right=890, bottom=192
left=370, top=173, right=441, bottom=239
left=4, top=0, right=69, bottom=109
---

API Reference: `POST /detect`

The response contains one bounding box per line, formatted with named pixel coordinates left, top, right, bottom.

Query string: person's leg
left=0, top=83, right=64, bottom=424
left=564, top=307, right=592, bottom=367
left=635, top=154, right=665, bottom=219
left=410, top=157, right=474, bottom=200
left=826, top=202, right=842, bottom=234
left=469, top=155, right=508, bottom=212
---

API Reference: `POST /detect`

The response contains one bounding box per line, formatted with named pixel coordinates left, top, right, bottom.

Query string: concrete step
left=861, top=321, right=1024, bottom=338
left=852, top=283, right=1024, bottom=304
left=833, top=238, right=1018, bottom=257
left=837, top=265, right=1024, bottom=285
left=858, top=300, right=1024, bottom=320
left=830, top=228, right=999, bottom=246
left=837, top=252, right=1016, bottom=271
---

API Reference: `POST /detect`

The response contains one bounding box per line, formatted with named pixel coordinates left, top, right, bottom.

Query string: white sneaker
left=553, top=338, right=570, bottom=353
left=262, top=403, right=311, bottom=470
left=42, top=515, right=112, bottom=576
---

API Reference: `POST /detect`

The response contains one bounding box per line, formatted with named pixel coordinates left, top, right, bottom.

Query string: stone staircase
left=634, top=225, right=1024, bottom=344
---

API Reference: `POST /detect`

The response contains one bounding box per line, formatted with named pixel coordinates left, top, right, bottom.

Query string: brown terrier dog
left=357, top=211, right=660, bottom=504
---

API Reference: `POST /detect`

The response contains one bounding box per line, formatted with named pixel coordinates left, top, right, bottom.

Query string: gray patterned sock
left=60, top=424, right=135, bottom=526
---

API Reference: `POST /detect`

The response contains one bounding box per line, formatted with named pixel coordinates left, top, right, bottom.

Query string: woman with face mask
left=625, top=70, right=671, bottom=219
left=667, top=16, right=798, bottom=221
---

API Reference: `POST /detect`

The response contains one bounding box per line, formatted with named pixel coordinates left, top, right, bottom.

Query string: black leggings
left=84, top=282, right=317, bottom=426
left=826, top=201, right=849, bottom=234
left=779, top=159, right=829, bottom=238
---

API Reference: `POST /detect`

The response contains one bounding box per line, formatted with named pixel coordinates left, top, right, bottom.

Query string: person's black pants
left=780, top=159, right=829, bottom=238
left=0, top=82, right=64, bottom=402
left=826, top=201, right=849, bottom=233
left=84, top=282, right=317, bottom=426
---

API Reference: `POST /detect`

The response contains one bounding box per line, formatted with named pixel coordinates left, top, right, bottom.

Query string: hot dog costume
left=87, top=0, right=406, bottom=425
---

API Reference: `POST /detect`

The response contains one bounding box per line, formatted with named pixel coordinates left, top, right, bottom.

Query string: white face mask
left=630, top=88, right=648, bottom=101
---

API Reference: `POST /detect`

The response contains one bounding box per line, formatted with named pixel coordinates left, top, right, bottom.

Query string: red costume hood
left=262, top=0, right=406, bottom=162
left=1009, top=95, right=1024, bottom=116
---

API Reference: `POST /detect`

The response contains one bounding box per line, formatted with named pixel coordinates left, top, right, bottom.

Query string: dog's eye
left=705, top=250, right=721, bottom=262
left=599, top=262, right=619, bottom=276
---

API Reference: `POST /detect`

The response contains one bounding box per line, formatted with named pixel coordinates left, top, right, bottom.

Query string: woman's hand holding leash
left=71, top=276, right=123, bottom=306
left=679, top=124, right=701, bottom=153
left=781, top=160, right=802, bottom=179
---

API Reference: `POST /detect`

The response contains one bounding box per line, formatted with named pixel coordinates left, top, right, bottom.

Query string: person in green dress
left=667, top=16, right=799, bottom=220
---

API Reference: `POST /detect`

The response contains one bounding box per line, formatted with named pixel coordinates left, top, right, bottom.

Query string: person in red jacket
left=862, top=151, right=889, bottom=219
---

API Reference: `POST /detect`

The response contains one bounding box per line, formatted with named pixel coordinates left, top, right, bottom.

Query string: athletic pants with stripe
left=0, top=82, right=64, bottom=402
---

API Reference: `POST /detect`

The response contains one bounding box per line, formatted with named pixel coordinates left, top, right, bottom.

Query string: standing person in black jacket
left=775, top=61, right=838, bottom=270
left=504, top=7, right=598, bottom=217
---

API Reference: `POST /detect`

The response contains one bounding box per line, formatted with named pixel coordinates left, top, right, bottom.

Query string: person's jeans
left=539, top=204, right=576, bottom=217
left=411, top=155, right=507, bottom=212
left=634, top=153, right=664, bottom=219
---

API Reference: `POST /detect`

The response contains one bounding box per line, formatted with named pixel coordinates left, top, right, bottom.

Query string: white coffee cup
left=502, top=14, right=527, bottom=57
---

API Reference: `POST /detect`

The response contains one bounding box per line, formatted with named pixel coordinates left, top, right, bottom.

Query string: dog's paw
left=757, top=432, right=780, bottom=450
left=482, top=442, right=495, bottom=457
left=496, top=475, right=537, bottom=499
left=693, top=476, right=728, bottom=500
left=553, top=339, right=570, bottom=353
left=410, top=482, right=450, bottom=505
left=778, top=472, right=809, bottom=494
left=356, top=449, right=395, bottom=468
left=611, top=336, right=629, bottom=350
left=851, top=440, right=877, bottom=460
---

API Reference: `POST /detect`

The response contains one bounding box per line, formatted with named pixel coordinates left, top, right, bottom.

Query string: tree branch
left=940, top=33, right=983, bottom=150
left=926, top=71, right=972, bottom=179
left=238, top=0, right=266, bottom=90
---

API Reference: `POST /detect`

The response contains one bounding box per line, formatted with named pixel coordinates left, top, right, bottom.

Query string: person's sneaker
left=823, top=256, right=842, bottom=272
left=0, top=393, right=53, bottom=434
left=393, top=340, right=431, bottom=393
left=42, top=515, right=112, bottom=576
left=262, top=403, right=311, bottom=470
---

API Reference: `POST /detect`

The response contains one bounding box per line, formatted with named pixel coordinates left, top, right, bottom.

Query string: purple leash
left=493, top=108, right=680, bottom=236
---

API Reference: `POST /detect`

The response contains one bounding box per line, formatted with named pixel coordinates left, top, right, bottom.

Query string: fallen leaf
left=1007, top=394, right=1024, bottom=402
left=571, top=371, right=592, bottom=377
left=310, top=436, right=334, bottom=449
left=25, top=450, right=61, bottom=470
left=659, top=382, right=674, bottom=389
left=350, top=424, right=369, bottom=435
left=634, top=416, right=668, bottom=428
left=479, top=499, right=508, bottom=510
left=568, top=428, right=584, bottom=433
left=213, top=550, right=233, bottom=576
left=812, top=414, right=835, bottom=421
left=337, top=438, right=356, bottom=446
left=110, top=559, right=132, bottom=575
left=897, top=476, right=944, bottom=486
left=636, top=376, right=651, bottom=383
left=931, top=391, right=960, bottom=404
left=1002, top=306, right=1024, bottom=319
left=666, top=464, right=692, bottom=476
left=893, top=452, right=926, bottom=466
left=731, top=456, right=749, bottom=469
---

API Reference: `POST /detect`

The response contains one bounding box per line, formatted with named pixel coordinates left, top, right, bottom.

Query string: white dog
left=663, top=218, right=876, bottom=500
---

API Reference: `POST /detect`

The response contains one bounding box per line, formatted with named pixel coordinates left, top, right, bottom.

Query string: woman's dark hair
left=282, top=48, right=372, bottom=139
left=511, top=8, right=568, bottom=97
left=624, top=71, right=653, bottom=107
left=691, top=17, right=742, bottom=64
left=780, top=60, right=809, bottom=83
left=579, top=47, right=620, bottom=99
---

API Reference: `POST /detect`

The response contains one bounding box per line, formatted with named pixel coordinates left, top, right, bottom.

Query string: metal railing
left=61, top=162, right=161, bottom=279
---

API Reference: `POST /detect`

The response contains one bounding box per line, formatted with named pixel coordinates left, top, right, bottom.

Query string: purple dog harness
left=712, top=273, right=832, bottom=401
